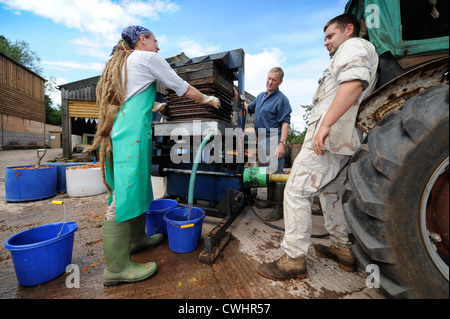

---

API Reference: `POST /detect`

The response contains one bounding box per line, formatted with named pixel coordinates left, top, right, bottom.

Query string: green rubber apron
left=105, top=83, right=156, bottom=223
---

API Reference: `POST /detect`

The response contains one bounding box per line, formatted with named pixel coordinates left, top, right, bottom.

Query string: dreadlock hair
left=83, top=38, right=133, bottom=198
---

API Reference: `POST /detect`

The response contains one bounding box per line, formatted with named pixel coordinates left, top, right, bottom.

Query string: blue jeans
left=258, top=137, right=285, bottom=174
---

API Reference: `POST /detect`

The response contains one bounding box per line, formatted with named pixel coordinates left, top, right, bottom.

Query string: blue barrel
left=163, top=206, right=205, bottom=253
left=5, top=165, right=57, bottom=202
left=4, top=222, right=78, bottom=286
left=47, top=163, right=86, bottom=192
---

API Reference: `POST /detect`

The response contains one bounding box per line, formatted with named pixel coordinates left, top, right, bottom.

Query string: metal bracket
left=199, top=188, right=246, bottom=265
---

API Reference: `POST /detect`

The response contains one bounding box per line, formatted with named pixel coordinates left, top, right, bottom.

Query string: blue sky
left=0, top=0, right=348, bottom=130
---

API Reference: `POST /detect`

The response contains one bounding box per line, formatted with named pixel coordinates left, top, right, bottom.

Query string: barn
left=0, top=51, right=62, bottom=150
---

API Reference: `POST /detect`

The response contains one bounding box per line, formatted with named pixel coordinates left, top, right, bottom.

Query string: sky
left=0, top=0, right=349, bottom=131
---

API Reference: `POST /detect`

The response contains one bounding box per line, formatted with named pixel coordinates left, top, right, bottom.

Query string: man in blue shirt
left=241, top=67, right=292, bottom=221
left=245, top=67, right=292, bottom=174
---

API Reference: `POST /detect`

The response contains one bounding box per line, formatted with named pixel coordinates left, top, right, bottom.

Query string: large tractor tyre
left=343, top=84, right=449, bottom=299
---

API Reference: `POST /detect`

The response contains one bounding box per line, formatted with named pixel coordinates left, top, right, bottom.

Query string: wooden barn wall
left=68, top=100, right=99, bottom=118
left=0, top=54, right=45, bottom=122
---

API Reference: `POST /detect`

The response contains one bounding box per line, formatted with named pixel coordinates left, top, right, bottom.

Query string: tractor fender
left=356, top=56, right=449, bottom=134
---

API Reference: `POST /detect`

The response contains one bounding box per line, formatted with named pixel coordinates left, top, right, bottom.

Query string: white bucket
left=66, top=167, right=107, bottom=197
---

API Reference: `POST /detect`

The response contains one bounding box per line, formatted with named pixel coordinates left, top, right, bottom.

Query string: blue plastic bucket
left=5, top=165, right=57, bottom=202
left=47, top=163, right=86, bottom=192
left=145, top=199, right=178, bottom=236
left=163, top=206, right=205, bottom=253
left=5, top=222, right=77, bottom=286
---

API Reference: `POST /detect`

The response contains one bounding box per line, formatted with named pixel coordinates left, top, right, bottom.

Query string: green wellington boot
left=103, top=219, right=157, bottom=286
left=256, top=182, right=275, bottom=209
left=130, top=213, right=164, bottom=254
left=265, top=182, right=285, bottom=222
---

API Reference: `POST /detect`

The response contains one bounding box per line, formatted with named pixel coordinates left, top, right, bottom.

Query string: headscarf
left=111, top=25, right=153, bottom=55
left=121, top=25, right=152, bottom=47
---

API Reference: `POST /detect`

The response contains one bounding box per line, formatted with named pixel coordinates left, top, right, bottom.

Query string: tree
left=0, top=35, right=42, bottom=75
left=44, top=77, right=62, bottom=126
left=287, top=104, right=313, bottom=145
left=301, top=104, right=313, bottom=125
left=287, top=124, right=306, bottom=145
left=45, top=94, right=62, bottom=126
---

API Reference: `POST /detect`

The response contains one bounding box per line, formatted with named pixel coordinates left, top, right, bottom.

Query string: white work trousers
left=281, top=147, right=351, bottom=258
left=106, top=192, right=116, bottom=221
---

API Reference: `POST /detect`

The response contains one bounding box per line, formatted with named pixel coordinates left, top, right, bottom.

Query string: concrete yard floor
left=0, top=149, right=386, bottom=300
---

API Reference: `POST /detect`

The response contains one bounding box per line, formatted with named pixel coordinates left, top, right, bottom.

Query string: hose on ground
left=246, top=199, right=330, bottom=238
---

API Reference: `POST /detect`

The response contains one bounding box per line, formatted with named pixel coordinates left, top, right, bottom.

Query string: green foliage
left=287, top=104, right=313, bottom=145
left=0, top=35, right=42, bottom=75
left=301, top=104, right=313, bottom=125
left=45, top=94, right=62, bottom=126
left=44, top=77, right=62, bottom=125
left=287, top=124, right=306, bottom=145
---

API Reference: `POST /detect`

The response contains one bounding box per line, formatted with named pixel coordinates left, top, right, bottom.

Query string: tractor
left=343, top=0, right=448, bottom=298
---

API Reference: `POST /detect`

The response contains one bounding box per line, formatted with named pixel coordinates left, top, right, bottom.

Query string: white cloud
left=124, top=0, right=179, bottom=20
left=157, top=34, right=168, bottom=45
left=42, top=60, right=105, bottom=73
left=45, top=76, right=68, bottom=107
left=244, top=48, right=285, bottom=96
left=243, top=49, right=329, bottom=131
left=178, top=39, right=220, bottom=58
left=281, top=77, right=317, bottom=131
left=280, top=56, right=330, bottom=131
left=0, top=0, right=181, bottom=75
left=72, top=37, right=111, bottom=60
left=0, top=0, right=179, bottom=44
left=283, top=57, right=329, bottom=105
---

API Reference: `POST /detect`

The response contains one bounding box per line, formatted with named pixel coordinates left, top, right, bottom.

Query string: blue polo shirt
left=248, top=88, right=292, bottom=139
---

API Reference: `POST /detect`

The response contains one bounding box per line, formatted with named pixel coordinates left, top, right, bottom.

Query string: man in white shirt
left=258, top=13, right=379, bottom=281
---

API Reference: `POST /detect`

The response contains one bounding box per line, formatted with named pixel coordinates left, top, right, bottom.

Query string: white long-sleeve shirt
left=304, top=38, right=379, bottom=155
left=122, top=51, right=189, bottom=101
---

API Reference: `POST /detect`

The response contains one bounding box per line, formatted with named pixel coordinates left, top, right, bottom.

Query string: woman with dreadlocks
left=85, top=25, right=220, bottom=286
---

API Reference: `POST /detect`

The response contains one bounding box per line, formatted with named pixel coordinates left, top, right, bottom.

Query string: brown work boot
left=258, top=254, right=307, bottom=280
left=314, top=243, right=355, bottom=272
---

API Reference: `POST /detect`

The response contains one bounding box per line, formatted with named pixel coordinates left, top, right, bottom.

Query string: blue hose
left=188, top=131, right=214, bottom=206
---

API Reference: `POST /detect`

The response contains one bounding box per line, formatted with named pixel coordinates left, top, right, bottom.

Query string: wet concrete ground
left=0, top=149, right=386, bottom=301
